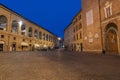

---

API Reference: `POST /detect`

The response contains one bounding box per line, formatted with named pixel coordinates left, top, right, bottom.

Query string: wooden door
left=107, top=30, right=118, bottom=52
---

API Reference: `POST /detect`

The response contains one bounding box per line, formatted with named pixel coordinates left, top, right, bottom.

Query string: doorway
left=106, top=23, right=118, bottom=53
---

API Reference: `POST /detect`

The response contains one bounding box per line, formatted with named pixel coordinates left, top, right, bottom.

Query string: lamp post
left=57, top=37, right=61, bottom=48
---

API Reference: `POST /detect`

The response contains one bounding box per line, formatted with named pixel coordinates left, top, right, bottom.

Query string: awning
left=34, top=44, right=40, bottom=48
left=0, top=41, right=4, bottom=44
left=21, top=42, right=28, bottom=46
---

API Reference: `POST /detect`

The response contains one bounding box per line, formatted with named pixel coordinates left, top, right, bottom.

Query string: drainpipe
left=98, top=0, right=104, bottom=53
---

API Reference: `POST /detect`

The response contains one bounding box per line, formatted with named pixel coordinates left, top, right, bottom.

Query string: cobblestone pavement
left=0, top=49, right=120, bottom=80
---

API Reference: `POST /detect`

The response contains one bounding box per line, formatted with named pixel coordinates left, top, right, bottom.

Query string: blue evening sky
left=0, top=0, right=82, bottom=37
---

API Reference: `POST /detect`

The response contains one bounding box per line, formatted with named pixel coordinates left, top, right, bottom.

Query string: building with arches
left=82, top=0, right=120, bottom=54
left=0, top=4, right=58, bottom=52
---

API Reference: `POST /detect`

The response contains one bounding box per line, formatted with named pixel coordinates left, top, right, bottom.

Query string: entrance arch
left=105, top=23, right=118, bottom=53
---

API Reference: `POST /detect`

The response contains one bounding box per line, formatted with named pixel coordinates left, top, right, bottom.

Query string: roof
left=0, top=3, right=56, bottom=36
left=64, top=9, right=82, bottom=32
left=72, top=9, right=82, bottom=21
left=64, top=22, right=72, bottom=32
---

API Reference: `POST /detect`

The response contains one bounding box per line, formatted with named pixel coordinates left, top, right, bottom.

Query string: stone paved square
left=0, top=50, right=120, bottom=80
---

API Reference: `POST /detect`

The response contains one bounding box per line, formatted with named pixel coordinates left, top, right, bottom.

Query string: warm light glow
left=18, top=21, right=23, bottom=27
left=43, top=45, right=47, bottom=48
left=58, top=37, right=61, bottom=40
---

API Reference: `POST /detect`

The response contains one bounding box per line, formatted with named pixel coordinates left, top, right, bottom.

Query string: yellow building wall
left=0, top=5, right=56, bottom=52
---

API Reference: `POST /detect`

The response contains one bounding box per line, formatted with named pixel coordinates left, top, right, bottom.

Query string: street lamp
left=18, top=20, right=23, bottom=27
left=58, top=37, right=61, bottom=40
left=57, top=37, right=61, bottom=48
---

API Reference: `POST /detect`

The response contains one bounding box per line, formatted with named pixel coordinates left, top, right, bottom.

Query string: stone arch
left=11, top=20, right=19, bottom=33
left=105, top=23, right=118, bottom=32
left=0, top=15, right=7, bottom=31
left=105, top=23, right=118, bottom=53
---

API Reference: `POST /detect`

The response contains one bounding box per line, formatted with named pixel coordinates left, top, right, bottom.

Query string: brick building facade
left=82, top=0, right=120, bottom=54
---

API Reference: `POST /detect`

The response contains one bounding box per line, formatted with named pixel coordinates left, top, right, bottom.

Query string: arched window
left=28, top=27, right=32, bottom=37
left=11, top=20, right=18, bottom=33
left=34, top=29, right=38, bottom=38
left=21, top=24, right=26, bottom=35
left=0, top=15, right=7, bottom=31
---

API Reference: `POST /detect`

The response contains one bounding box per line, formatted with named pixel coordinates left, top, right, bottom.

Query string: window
left=23, top=39, right=25, bottom=41
left=28, top=27, right=32, bottom=37
left=1, top=35, right=4, bottom=38
left=79, top=15, right=81, bottom=20
left=13, top=37, right=16, bottom=40
left=79, top=23, right=82, bottom=29
left=106, top=7, right=111, bottom=17
left=43, top=33, right=45, bottom=40
left=104, top=2, right=112, bottom=18
left=0, top=15, right=7, bottom=31
left=21, top=24, right=26, bottom=35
